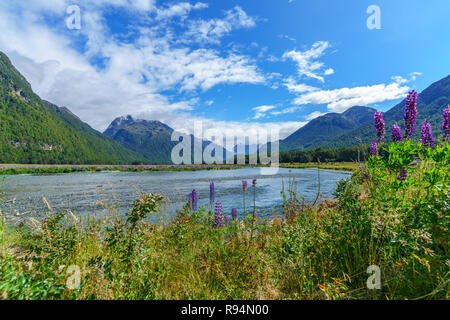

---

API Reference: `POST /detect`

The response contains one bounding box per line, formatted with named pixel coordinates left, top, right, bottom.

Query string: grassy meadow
left=0, top=136, right=448, bottom=300
left=280, top=162, right=358, bottom=172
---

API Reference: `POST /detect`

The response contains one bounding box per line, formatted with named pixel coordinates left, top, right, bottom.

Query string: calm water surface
left=1, top=168, right=351, bottom=223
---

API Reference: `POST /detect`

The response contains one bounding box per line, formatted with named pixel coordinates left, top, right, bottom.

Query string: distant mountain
left=315, top=75, right=450, bottom=149
left=280, top=106, right=376, bottom=151
left=233, top=143, right=260, bottom=156
left=0, top=51, right=144, bottom=164
left=104, top=115, right=177, bottom=164
left=104, top=115, right=228, bottom=164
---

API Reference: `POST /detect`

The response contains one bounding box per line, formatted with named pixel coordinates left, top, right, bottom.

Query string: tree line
left=279, top=145, right=369, bottom=163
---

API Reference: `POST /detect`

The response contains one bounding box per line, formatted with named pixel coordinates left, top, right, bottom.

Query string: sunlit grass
left=280, top=162, right=359, bottom=172
left=0, top=139, right=448, bottom=300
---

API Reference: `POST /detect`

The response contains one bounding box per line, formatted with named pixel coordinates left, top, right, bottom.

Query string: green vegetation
left=280, top=145, right=369, bottom=164
left=280, top=106, right=375, bottom=151
left=315, top=76, right=450, bottom=149
left=0, top=52, right=143, bottom=164
left=103, top=116, right=179, bottom=164
left=0, top=164, right=245, bottom=175
left=279, top=76, right=450, bottom=152
left=1, top=136, right=448, bottom=300
left=0, top=162, right=356, bottom=175
left=280, top=162, right=358, bottom=172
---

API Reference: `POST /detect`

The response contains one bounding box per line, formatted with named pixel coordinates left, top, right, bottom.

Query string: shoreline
left=0, top=164, right=245, bottom=175
left=279, top=162, right=358, bottom=172
left=0, top=162, right=358, bottom=175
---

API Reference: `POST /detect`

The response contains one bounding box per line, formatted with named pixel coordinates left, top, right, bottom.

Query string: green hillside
left=104, top=115, right=224, bottom=164
left=104, top=115, right=177, bottom=164
left=0, top=51, right=143, bottom=164
left=315, top=75, right=450, bottom=149
left=280, top=106, right=376, bottom=151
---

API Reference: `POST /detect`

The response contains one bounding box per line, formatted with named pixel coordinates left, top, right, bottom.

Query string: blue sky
left=0, top=0, right=449, bottom=139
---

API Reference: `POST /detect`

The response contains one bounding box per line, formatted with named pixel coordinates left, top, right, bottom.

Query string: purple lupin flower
left=224, top=215, right=230, bottom=225
left=374, top=111, right=385, bottom=143
left=190, top=189, right=197, bottom=211
left=404, top=90, right=418, bottom=139
left=252, top=179, right=257, bottom=185
left=442, top=105, right=450, bottom=141
left=369, top=141, right=378, bottom=156
left=397, top=168, right=407, bottom=181
left=420, top=119, right=434, bottom=147
left=242, top=180, right=248, bottom=192
left=231, top=208, right=237, bottom=220
left=209, top=182, right=215, bottom=204
left=214, top=202, right=223, bottom=227
left=391, top=124, right=403, bottom=143
left=253, top=210, right=259, bottom=220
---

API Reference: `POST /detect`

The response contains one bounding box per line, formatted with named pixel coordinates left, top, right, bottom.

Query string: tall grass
left=0, top=139, right=448, bottom=300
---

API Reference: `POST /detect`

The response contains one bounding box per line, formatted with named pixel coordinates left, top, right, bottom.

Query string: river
left=1, top=167, right=352, bottom=223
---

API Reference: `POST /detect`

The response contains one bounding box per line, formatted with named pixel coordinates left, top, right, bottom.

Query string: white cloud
left=184, top=6, right=256, bottom=44
left=158, top=116, right=307, bottom=146
left=324, top=68, right=334, bottom=76
left=391, top=75, right=408, bottom=84
left=4, top=1, right=414, bottom=148
left=130, top=0, right=156, bottom=11
left=0, top=1, right=304, bottom=146
left=283, top=77, right=318, bottom=93
left=304, top=111, right=326, bottom=121
left=292, top=77, right=411, bottom=113
left=18, top=0, right=157, bottom=13
left=252, top=105, right=277, bottom=119
left=278, top=34, right=296, bottom=42
left=0, top=1, right=266, bottom=131
left=270, top=106, right=301, bottom=116
left=155, top=2, right=208, bottom=20
left=267, top=55, right=280, bottom=62
left=409, top=71, right=423, bottom=81
left=282, top=41, right=333, bottom=82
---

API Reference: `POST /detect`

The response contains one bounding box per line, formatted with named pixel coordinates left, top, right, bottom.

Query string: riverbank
left=0, top=167, right=350, bottom=226
left=0, top=162, right=358, bottom=175
left=0, top=164, right=246, bottom=175
left=1, top=141, right=448, bottom=299
left=279, top=162, right=359, bottom=171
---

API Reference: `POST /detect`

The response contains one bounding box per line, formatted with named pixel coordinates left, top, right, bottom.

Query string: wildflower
left=190, top=189, right=197, bottom=211
left=404, top=90, right=418, bottom=139
left=420, top=119, right=434, bottom=147
left=231, top=208, right=237, bottom=220
left=209, top=182, right=215, bottom=204
left=369, top=141, right=378, bottom=156
left=397, top=168, right=407, bottom=181
left=442, top=105, right=450, bottom=140
left=242, top=180, right=248, bottom=192
left=224, top=215, right=230, bottom=225
left=391, top=124, right=403, bottom=143
left=374, top=111, right=385, bottom=143
left=253, top=210, right=259, bottom=220
left=252, top=179, right=257, bottom=217
left=214, top=202, right=223, bottom=227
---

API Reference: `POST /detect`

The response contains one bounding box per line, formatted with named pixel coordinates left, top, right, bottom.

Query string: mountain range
left=104, top=115, right=177, bottom=164
left=0, top=50, right=448, bottom=164
left=0, top=52, right=144, bottom=164
left=293, top=75, right=450, bottom=150
left=104, top=115, right=233, bottom=164
left=280, top=106, right=376, bottom=151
